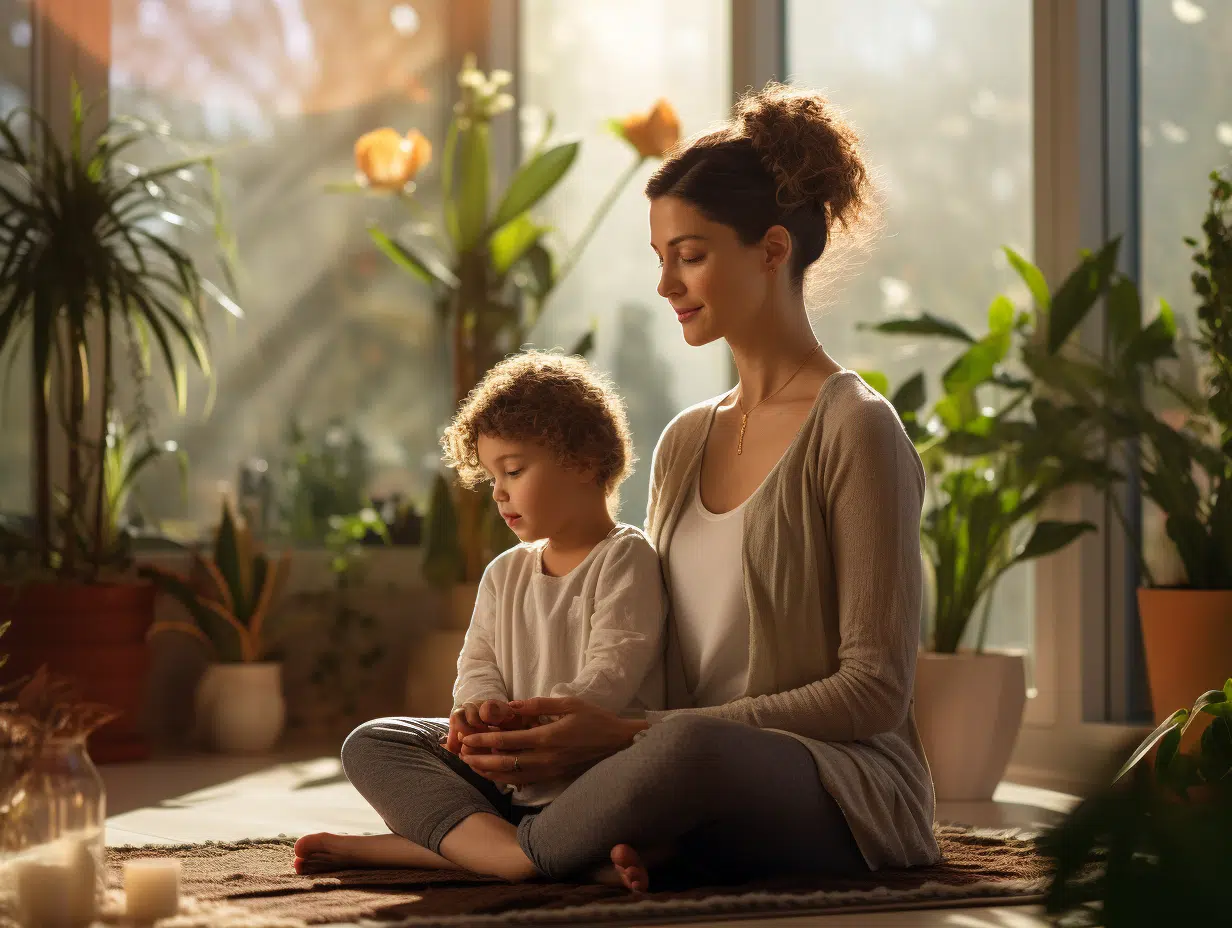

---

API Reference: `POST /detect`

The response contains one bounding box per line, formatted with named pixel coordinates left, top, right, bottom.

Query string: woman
left=296, top=82, right=938, bottom=890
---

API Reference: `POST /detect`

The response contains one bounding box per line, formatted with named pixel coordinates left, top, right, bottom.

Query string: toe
left=293, top=832, right=330, bottom=857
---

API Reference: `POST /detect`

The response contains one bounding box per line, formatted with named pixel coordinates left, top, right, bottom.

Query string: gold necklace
left=735, top=344, right=822, bottom=455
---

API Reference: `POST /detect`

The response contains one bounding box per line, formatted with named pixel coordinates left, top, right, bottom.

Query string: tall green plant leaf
left=422, top=473, right=463, bottom=587
left=1046, top=237, right=1121, bottom=353
left=1003, top=246, right=1050, bottom=311
left=890, top=372, right=927, bottom=417
left=1011, top=519, right=1096, bottom=566
left=861, top=313, right=976, bottom=344
left=489, top=141, right=579, bottom=233
left=369, top=227, right=460, bottom=289
left=489, top=214, right=547, bottom=275
left=454, top=123, right=490, bottom=252
left=212, top=502, right=243, bottom=607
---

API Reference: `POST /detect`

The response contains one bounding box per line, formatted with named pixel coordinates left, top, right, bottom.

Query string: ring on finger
left=512, top=754, right=521, bottom=773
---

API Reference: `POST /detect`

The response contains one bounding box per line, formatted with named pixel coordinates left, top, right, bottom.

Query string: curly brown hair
left=441, top=350, right=635, bottom=495
left=645, top=82, right=872, bottom=284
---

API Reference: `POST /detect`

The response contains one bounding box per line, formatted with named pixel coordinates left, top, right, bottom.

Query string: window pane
left=0, top=0, right=30, bottom=515
left=520, top=0, right=732, bottom=526
left=1139, top=0, right=1231, bottom=585
left=110, top=1, right=452, bottom=541
left=787, top=1, right=1034, bottom=656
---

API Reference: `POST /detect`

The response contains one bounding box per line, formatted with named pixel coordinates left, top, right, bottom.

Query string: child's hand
left=478, top=699, right=519, bottom=729
left=446, top=703, right=485, bottom=754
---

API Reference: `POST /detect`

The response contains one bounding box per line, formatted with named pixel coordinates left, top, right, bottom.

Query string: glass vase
left=0, top=736, right=106, bottom=927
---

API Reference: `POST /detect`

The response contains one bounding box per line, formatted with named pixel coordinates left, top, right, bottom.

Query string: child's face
left=476, top=433, right=598, bottom=543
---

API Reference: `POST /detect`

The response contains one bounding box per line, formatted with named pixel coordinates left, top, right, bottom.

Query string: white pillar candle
left=124, top=858, right=181, bottom=921
left=15, top=861, right=76, bottom=927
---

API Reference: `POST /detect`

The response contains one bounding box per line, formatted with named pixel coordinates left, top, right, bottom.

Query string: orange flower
left=354, top=128, right=432, bottom=190
left=619, top=99, right=681, bottom=159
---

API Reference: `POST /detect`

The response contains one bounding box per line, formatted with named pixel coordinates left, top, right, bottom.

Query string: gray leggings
left=340, top=713, right=866, bottom=882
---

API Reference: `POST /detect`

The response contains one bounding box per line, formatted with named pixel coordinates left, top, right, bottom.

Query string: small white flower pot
left=195, top=662, right=286, bottom=754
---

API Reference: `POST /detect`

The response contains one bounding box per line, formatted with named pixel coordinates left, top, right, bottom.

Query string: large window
left=520, top=0, right=733, bottom=526
left=0, top=0, right=30, bottom=515
left=110, top=0, right=453, bottom=541
left=786, top=0, right=1034, bottom=655
left=1138, top=0, right=1232, bottom=585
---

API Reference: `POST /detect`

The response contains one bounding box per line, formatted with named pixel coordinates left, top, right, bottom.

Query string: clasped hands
left=445, top=699, right=548, bottom=755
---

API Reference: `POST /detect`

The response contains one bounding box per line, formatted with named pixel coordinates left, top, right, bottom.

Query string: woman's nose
left=657, top=265, right=681, bottom=300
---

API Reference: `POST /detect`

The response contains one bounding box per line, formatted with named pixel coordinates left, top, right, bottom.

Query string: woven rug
left=102, top=825, right=1049, bottom=927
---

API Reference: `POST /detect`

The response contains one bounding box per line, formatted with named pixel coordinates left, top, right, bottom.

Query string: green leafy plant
left=0, top=84, right=238, bottom=578
left=864, top=243, right=1153, bottom=652
left=278, top=417, right=371, bottom=545
left=1022, top=172, right=1231, bottom=589
left=100, top=413, right=187, bottom=553
left=336, top=56, right=679, bottom=585
left=1040, top=680, right=1232, bottom=927
left=305, top=507, right=390, bottom=723
left=142, top=500, right=291, bottom=662
left=1112, top=676, right=1232, bottom=798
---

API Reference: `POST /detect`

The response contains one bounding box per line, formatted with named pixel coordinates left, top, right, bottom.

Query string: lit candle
left=124, top=858, right=181, bottom=921
left=15, top=861, right=77, bottom=927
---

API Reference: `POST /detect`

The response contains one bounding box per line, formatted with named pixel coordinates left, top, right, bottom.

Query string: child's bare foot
left=609, top=844, right=649, bottom=893
left=293, top=832, right=460, bottom=875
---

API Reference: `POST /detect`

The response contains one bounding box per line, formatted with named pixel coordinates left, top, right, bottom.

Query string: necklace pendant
left=737, top=413, right=747, bottom=455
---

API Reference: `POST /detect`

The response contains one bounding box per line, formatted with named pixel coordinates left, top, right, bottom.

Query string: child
left=442, top=350, right=666, bottom=808
left=294, top=351, right=665, bottom=881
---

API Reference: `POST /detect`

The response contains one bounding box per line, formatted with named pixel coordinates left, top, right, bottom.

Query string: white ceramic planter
left=195, top=662, right=286, bottom=754
left=914, top=651, right=1027, bottom=802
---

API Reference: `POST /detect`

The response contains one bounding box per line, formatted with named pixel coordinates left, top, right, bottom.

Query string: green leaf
left=857, top=370, right=890, bottom=398
left=489, top=141, right=579, bottom=233
left=369, top=226, right=460, bottom=289
left=570, top=327, right=596, bottom=358
left=862, top=313, right=976, bottom=344
left=422, top=473, right=463, bottom=588
left=1114, top=708, right=1188, bottom=782
left=518, top=242, right=555, bottom=300
left=1121, top=298, right=1178, bottom=368
left=890, top=372, right=927, bottom=417
left=1105, top=276, right=1141, bottom=350
left=139, top=565, right=246, bottom=662
left=988, top=294, right=1015, bottom=333
left=455, top=123, right=490, bottom=252
left=941, top=330, right=1011, bottom=394
left=1012, top=519, right=1096, bottom=566
left=1003, top=246, right=1050, bottom=311
left=213, top=502, right=243, bottom=606
left=1047, top=238, right=1121, bottom=353
left=490, top=214, right=547, bottom=275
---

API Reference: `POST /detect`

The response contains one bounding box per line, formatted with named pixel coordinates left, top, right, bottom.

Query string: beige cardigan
left=644, top=370, right=939, bottom=870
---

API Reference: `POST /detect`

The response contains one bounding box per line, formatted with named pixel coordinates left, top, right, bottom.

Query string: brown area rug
left=105, top=825, right=1049, bottom=927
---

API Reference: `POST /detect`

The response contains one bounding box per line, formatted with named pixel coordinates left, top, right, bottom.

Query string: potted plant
left=0, top=87, right=238, bottom=762
left=336, top=57, right=679, bottom=713
left=865, top=240, right=1165, bottom=799
left=1040, top=679, right=1231, bottom=926
left=1024, top=170, right=1232, bottom=722
left=336, top=55, right=679, bottom=611
left=143, top=501, right=292, bottom=753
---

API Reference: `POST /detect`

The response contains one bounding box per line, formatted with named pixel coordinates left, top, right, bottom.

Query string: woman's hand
left=459, top=696, right=649, bottom=787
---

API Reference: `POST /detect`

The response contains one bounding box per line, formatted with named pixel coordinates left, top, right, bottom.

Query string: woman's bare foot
left=609, top=844, right=649, bottom=893
left=293, top=832, right=461, bottom=875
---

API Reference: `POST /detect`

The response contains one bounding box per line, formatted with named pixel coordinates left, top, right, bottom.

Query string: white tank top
left=665, top=475, right=751, bottom=707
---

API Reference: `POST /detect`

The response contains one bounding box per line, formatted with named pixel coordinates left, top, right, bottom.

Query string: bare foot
left=609, top=844, right=649, bottom=893
left=293, top=832, right=461, bottom=875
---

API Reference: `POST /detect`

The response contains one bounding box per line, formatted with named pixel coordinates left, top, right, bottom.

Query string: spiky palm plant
left=0, top=84, right=239, bottom=578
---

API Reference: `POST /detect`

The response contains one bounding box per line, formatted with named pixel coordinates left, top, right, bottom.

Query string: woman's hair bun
left=735, top=82, right=869, bottom=229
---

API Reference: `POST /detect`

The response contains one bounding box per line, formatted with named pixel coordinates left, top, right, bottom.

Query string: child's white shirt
left=452, top=523, right=666, bottom=806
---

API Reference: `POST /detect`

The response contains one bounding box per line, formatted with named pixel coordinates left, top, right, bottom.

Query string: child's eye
left=506, top=468, right=523, bottom=478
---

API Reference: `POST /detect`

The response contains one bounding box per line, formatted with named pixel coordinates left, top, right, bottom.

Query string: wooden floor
left=102, top=748, right=1076, bottom=927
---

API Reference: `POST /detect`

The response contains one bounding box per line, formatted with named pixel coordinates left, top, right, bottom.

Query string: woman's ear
left=763, top=225, right=792, bottom=272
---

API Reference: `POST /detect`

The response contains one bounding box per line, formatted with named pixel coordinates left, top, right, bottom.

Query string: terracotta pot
left=1139, top=588, right=1232, bottom=725
left=1, top=582, right=156, bottom=763
left=195, top=662, right=286, bottom=753
left=914, top=651, right=1027, bottom=802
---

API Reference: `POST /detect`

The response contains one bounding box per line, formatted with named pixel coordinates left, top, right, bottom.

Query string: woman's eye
left=680, top=254, right=705, bottom=265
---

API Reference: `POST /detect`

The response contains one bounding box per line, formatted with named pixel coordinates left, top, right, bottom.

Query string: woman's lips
left=675, top=307, right=701, bottom=323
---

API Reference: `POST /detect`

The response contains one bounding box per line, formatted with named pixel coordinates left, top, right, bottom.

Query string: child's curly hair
left=441, top=350, right=635, bottom=495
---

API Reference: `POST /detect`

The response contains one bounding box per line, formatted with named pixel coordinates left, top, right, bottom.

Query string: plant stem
left=93, top=317, right=111, bottom=569
left=552, top=155, right=645, bottom=295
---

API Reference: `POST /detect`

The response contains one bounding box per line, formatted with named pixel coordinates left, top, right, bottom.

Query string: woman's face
left=649, top=195, right=787, bottom=347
